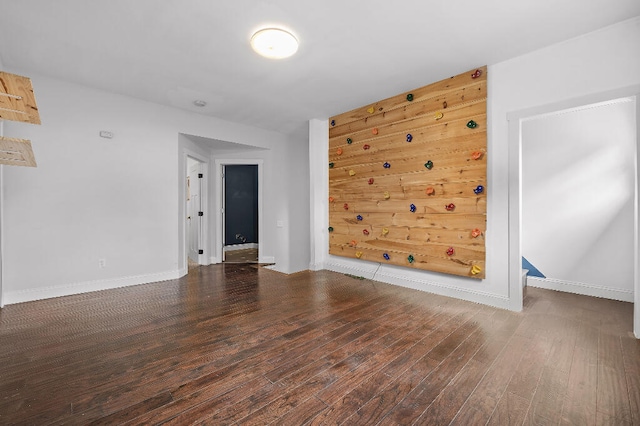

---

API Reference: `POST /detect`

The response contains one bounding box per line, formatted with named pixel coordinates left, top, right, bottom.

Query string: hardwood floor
left=0, top=264, right=637, bottom=425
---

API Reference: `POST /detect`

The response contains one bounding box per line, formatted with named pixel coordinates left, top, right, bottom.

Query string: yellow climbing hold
left=471, top=265, right=482, bottom=275
left=367, top=106, right=375, bottom=114
left=356, top=251, right=363, bottom=258
left=382, top=227, right=389, bottom=236
left=349, top=169, right=356, bottom=176
left=383, top=191, right=390, bottom=199
left=434, top=112, right=444, bottom=120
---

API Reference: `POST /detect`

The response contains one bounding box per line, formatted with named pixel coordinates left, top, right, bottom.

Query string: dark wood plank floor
left=0, top=264, right=637, bottom=425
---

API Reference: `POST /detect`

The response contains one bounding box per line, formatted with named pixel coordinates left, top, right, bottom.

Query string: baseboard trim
left=260, top=256, right=275, bottom=264
left=527, top=276, right=634, bottom=302
left=4, top=269, right=182, bottom=305
left=323, top=259, right=510, bottom=310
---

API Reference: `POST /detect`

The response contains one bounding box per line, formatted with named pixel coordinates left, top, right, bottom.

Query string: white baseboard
left=323, top=259, right=510, bottom=310
left=260, top=256, right=275, bottom=264
left=526, top=276, right=634, bottom=302
left=223, top=243, right=259, bottom=252
left=4, top=269, right=182, bottom=305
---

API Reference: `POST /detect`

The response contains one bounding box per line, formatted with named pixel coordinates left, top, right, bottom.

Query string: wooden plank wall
left=328, top=66, right=487, bottom=279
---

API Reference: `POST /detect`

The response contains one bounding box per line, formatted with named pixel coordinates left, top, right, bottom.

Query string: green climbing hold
left=407, top=254, right=415, bottom=264
left=406, top=93, right=414, bottom=102
left=466, top=120, right=478, bottom=129
left=424, top=160, right=433, bottom=170
left=329, top=162, right=334, bottom=168
left=328, top=227, right=334, bottom=232
left=347, top=138, right=353, bottom=144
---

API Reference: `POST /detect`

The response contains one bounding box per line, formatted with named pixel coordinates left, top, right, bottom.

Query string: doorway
left=521, top=99, right=635, bottom=301
left=214, top=159, right=264, bottom=265
left=222, top=165, right=259, bottom=263
left=508, top=89, right=640, bottom=337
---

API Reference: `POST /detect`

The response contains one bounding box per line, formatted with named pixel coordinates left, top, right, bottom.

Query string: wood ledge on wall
left=0, top=71, right=41, bottom=167
left=328, top=66, right=487, bottom=279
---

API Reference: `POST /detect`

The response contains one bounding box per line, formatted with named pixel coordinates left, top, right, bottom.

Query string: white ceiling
left=1, top=1, right=639, bottom=135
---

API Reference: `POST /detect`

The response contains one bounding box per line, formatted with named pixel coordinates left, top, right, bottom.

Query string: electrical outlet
left=98, top=258, right=106, bottom=268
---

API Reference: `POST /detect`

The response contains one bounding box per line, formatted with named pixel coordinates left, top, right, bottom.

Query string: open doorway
left=508, top=90, right=639, bottom=337
left=222, top=164, right=259, bottom=263
left=521, top=99, right=635, bottom=301
left=214, top=159, right=264, bottom=265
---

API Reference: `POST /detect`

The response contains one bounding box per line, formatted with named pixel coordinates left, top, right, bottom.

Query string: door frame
left=507, top=85, right=640, bottom=337
left=179, top=149, right=210, bottom=275
left=214, top=159, right=264, bottom=264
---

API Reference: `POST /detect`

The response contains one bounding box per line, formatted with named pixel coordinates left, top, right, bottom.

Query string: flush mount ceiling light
left=193, top=100, right=207, bottom=107
left=250, top=28, right=298, bottom=59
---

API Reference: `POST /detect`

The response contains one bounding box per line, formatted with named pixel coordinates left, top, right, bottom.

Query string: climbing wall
left=328, top=66, right=487, bottom=279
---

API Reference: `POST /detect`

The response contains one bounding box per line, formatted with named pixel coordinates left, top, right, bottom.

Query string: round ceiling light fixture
left=250, top=27, right=298, bottom=59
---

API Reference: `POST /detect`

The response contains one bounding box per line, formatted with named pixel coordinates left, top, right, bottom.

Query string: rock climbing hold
left=382, top=227, right=389, bottom=235
left=383, top=191, right=390, bottom=199
left=363, top=144, right=371, bottom=150
left=442, top=101, right=448, bottom=109
left=331, top=119, right=336, bottom=126
left=336, top=147, right=343, bottom=155
left=471, top=265, right=482, bottom=275
left=406, top=93, right=414, bottom=102
left=471, top=228, right=482, bottom=238
left=367, top=106, right=375, bottom=114
left=471, top=69, right=483, bottom=79
left=425, top=160, right=434, bottom=170
left=349, top=169, right=356, bottom=176
left=347, top=138, right=353, bottom=144
left=356, top=251, right=363, bottom=258
left=328, top=226, right=334, bottom=232
left=471, top=151, right=483, bottom=160
left=356, top=215, right=363, bottom=221
left=343, top=203, right=349, bottom=210
left=474, top=185, right=484, bottom=195
left=407, top=254, right=415, bottom=263
left=383, top=162, right=391, bottom=169
left=445, top=203, right=455, bottom=211
left=368, top=178, right=374, bottom=185
left=329, top=162, right=334, bottom=168
left=328, top=196, right=334, bottom=202
left=372, top=128, right=378, bottom=135
left=349, top=240, right=357, bottom=247
left=467, top=120, right=478, bottom=129
left=434, top=112, right=444, bottom=120
left=362, top=229, right=369, bottom=236
left=383, top=253, right=390, bottom=260
left=446, top=247, right=455, bottom=256
left=410, top=203, right=416, bottom=213
left=406, top=134, right=413, bottom=142
left=425, top=187, right=435, bottom=195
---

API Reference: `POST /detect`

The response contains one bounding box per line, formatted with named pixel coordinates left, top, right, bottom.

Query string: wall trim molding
left=527, top=276, right=634, bottom=303
left=323, top=259, right=510, bottom=310
left=4, top=269, right=182, bottom=305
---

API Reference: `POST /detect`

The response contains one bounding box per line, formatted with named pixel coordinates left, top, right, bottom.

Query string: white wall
left=310, top=17, right=640, bottom=310
left=522, top=100, right=636, bottom=301
left=2, top=71, right=308, bottom=304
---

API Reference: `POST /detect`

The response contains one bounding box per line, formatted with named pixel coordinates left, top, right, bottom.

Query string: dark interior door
left=224, top=165, right=258, bottom=246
